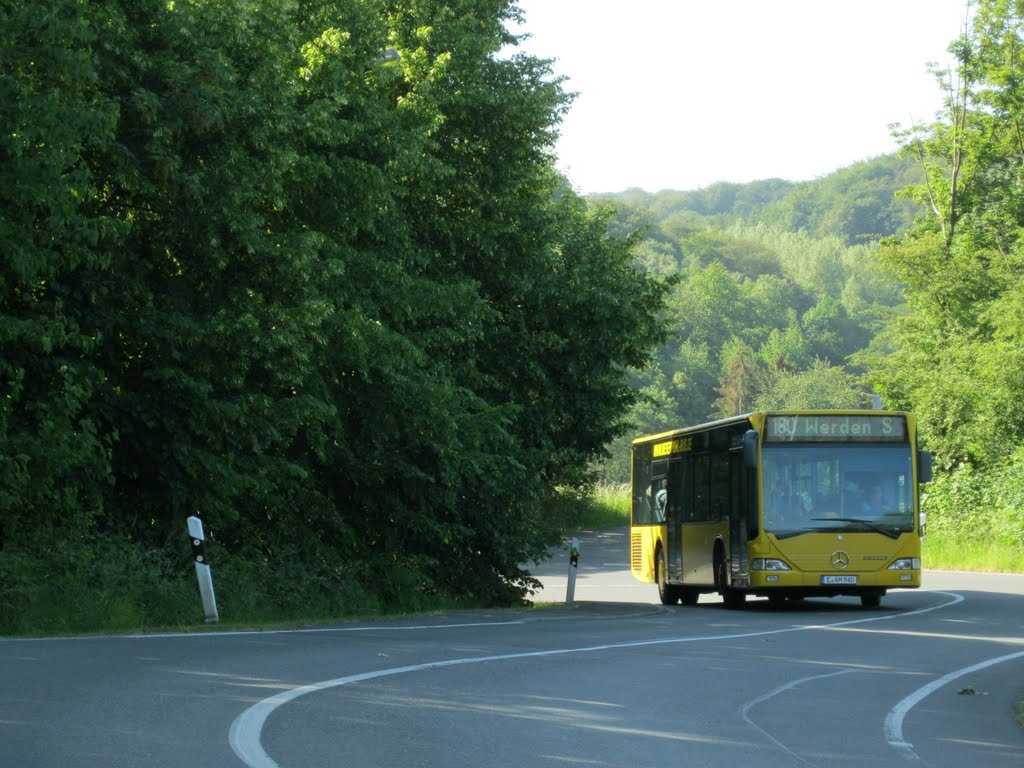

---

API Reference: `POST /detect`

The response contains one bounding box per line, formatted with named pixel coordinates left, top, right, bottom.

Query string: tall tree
left=755, top=360, right=872, bottom=411
left=874, top=0, right=1024, bottom=468
left=0, top=0, right=118, bottom=547
left=711, top=337, right=759, bottom=417
left=2, top=0, right=675, bottom=622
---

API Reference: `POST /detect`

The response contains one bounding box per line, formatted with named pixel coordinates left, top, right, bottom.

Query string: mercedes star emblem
left=831, top=550, right=850, bottom=569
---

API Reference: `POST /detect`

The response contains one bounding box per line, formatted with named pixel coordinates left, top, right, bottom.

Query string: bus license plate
left=821, top=575, right=858, bottom=585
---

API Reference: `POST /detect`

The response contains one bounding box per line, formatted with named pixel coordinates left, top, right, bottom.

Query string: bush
left=923, top=452, right=1024, bottom=549
left=557, top=483, right=630, bottom=531
left=0, top=530, right=196, bottom=635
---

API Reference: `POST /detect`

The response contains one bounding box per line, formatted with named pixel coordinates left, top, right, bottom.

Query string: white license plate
left=821, top=575, right=858, bottom=585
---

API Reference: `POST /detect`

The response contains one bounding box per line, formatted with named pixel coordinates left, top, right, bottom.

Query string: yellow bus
left=629, top=410, right=932, bottom=608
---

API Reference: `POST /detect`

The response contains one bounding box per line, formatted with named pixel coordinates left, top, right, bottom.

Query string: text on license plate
left=821, top=575, right=858, bottom=585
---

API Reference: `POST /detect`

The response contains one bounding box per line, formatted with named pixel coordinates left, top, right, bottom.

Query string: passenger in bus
left=654, top=488, right=668, bottom=522
left=862, top=483, right=886, bottom=516
left=766, top=481, right=793, bottom=527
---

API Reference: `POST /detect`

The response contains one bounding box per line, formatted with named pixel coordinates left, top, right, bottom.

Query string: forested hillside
left=0, top=0, right=672, bottom=631
left=594, top=165, right=912, bottom=481
left=596, top=152, right=923, bottom=247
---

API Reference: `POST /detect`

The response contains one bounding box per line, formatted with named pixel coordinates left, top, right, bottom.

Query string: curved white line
left=741, top=669, right=858, bottom=766
left=230, top=592, right=965, bottom=768
left=884, top=647, right=1024, bottom=759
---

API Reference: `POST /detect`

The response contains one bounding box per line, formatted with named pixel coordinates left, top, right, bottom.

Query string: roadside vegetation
left=5, top=1, right=1024, bottom=636
left=0, top=0, right=671, bottom=635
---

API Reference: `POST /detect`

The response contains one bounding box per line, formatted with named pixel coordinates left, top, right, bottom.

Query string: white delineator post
left=566, top=537, right=581, bottom=607
left=187, top=516, right=219, bottom=623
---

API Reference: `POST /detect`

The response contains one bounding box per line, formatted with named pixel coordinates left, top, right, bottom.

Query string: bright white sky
left=509, top=0, right=970, bottom=194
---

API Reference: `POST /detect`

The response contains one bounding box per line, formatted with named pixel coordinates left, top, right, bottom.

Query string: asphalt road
left=2, top=528, right=1023, bottom=768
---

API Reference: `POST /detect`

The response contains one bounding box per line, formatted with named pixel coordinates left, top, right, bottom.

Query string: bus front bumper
left=748, top=569, right=921, bottom=592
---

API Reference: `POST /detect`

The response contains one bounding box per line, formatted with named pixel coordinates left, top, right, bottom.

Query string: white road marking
left=741, top=669, right=858, bottom=766
left=229, top=592, right=965, bottom=768
left=884, top=647, right=1024, bottom=759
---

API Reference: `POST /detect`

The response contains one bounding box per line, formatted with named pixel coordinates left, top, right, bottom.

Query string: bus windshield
left=762, top=443, right=915, bottom=539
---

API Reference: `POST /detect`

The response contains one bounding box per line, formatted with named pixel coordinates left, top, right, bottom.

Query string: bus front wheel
left=656, top=547, right=680, bottom=605
left=715, top=551, right=746, bottom=609
left=861, top=592, right=882, bottom=608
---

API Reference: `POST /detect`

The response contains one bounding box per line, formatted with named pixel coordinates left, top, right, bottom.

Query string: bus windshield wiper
left=814, top=517, right=900, bottom=539
left=772, top=528, right=811, bottom=540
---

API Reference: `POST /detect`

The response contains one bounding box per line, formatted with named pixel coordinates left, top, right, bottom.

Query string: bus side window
left=678, top=454, right=694, bottom=522
left=693, top=454, right=710, bottom=522
left=632, top=447, right=653, bottom=525
left=653, top=477, right=668, bottom=523
left=710, top=453, right=729, bottom=521
left=651, top=459, right=667, bottom=524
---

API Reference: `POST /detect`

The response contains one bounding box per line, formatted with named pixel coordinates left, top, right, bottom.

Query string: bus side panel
left=630, top=524, right=664, bottom=583
left=680, top=523, right=723, bottom=586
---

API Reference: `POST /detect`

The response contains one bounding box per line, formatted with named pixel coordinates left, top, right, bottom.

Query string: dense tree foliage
left=0, top=0, right=672, bottom=631
left=1, top=0, right=121, bottom=601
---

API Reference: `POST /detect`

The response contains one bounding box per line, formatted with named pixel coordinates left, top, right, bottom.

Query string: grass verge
left=921, top=538, right=1024, bottom=573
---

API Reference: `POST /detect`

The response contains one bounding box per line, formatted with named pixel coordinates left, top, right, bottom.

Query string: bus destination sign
left=652, top=437, right=693, bottom=457
left=765, top=414, right=907, bottom=442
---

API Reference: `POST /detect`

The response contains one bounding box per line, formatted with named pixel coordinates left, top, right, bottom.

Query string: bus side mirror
left=918, top=450, right=933, bottom=483
left=743, top=430, right=758, bottom=470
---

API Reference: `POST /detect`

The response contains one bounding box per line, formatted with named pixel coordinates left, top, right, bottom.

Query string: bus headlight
left=887, top=558, right=921, bottom=570
left=752, top=558, right=792, bottom=571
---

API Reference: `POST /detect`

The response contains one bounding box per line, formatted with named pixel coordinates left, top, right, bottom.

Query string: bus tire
left=723, top=589, right=746, bottom=609
left=861, top=592, right=882, bottom=608
left=716, top=549, right=746, bottom=609
left=656, top=546, right=680, bottom=605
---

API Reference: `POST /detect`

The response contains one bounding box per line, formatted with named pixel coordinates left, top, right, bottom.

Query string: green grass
left=580, top=482, right=631, bottom=528
left=578, top=484, right=1024, bottom=574
left=922, top=537, right=1024, bottom=573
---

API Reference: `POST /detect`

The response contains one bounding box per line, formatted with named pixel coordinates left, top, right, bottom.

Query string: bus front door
left=666, top=458, right=685, bottom=582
